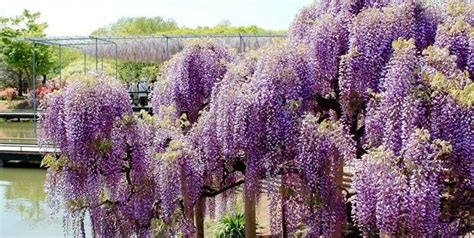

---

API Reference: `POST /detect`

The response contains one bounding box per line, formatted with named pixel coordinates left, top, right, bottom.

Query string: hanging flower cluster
left=39, top=76, right=159, bottom=236
left=38, top=1, right=473, bottom=237
left=151, top=39, right=234, bottom=124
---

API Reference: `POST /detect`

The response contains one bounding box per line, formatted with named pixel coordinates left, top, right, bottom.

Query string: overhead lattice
left=23, top=34, right=287, bottom=63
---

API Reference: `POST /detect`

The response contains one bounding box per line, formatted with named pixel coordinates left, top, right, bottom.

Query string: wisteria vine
left=38, top=1, right=473, bottom=237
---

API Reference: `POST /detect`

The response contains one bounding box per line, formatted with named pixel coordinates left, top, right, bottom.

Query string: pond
left=0, top=166, right=64, bottom=237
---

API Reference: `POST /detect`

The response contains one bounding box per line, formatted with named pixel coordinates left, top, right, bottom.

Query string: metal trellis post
left=58, top=45, right=62, bottom=85
left=95, top=38, right=98, bottom=72
left=239, top=33, right=244, bottom=53
left=32, top=43, right=37, bottom=129
left=165, top=35, right=170, bottom=59
left=84, top=53, right=87, bottom=74
left=115, top=42, right=118, bottom=80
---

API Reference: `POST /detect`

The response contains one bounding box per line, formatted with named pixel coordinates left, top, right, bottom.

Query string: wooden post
left=180, top=168, right=194, bottom=228
left=195, top=198, right=205, bottom=238
left=244, top=187, right=256, bottom=238
left=281, top=177, right=288, bottom=238
left=332, top=156, right=344, bottom=237
left=281, top=199, right=288, bottom=238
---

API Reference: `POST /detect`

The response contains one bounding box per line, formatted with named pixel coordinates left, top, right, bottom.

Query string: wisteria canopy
left=38, top=0, right=473, bottom=237
left=80, top=35, right=284, bottom=63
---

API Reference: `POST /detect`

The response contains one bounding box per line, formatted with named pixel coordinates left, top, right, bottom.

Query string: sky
left=1, top=0, right=312, bottom=36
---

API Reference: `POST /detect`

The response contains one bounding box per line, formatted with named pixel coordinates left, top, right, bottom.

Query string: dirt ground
left=0, top=100, right=11, bottom=111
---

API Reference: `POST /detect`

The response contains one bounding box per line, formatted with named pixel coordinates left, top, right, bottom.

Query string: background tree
left=118, top=62, right=159, bottom=83
left=90, top=16, right=276, bottom=83
left=92, top=16, right=179, bottom=36
left=0, top=10, right=54, bottom=96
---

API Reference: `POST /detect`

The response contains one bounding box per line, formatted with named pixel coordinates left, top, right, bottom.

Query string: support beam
left=58, top=45, right=62, bottom=85
left=244, top=187, right=256, bottom=238
left=165, top=36, right=170, bottom=59
left=32, top=43, right=37, bottom=130
left=281, top=176, right=288, bottom=238
left=95, top=38, right=98, bottom=72
left=332, top=156, right=345, bottom=237
left=195, top=198, right=205, bottom=238
left=115, top=43, right=118, bottom=80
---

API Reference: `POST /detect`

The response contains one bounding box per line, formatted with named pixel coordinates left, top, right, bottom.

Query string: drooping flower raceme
left=37, top=1, right=474, bottom=237
left=39, top=76, right=160, bottom=236
left=150, top=39, right=234, bottom=124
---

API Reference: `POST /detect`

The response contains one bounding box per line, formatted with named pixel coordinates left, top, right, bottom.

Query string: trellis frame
left=20, top=33, right=288, bottom=237
left=21, top=33, right=286, bottom=126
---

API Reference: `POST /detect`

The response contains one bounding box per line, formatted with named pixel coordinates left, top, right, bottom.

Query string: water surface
left=0, top=167, right=63, bottom=237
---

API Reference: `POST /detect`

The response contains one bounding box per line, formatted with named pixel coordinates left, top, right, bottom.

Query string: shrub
left=215, top=212, right=245, bottom=238
left=0, top=87, right=18, bottom=101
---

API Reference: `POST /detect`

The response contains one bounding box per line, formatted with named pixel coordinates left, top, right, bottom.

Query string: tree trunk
left=281, top=181, right=288, bottom=238
left=194, top=198, right=205, bottom=238
left=42, top=74, right=47, bottom=85
left=17, top=70, right=23, bottom=97
left=244, top=187, right=256, bottom=238
left=180, top=167, right=194, bottom=237
left=281, top=199, right=288, bottom=238
left=332, top=157, right=344, bottom=237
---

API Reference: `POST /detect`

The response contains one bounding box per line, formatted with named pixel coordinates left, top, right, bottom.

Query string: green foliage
left=40, top=154, right=66, bottom=172
left=214, top=212, right=245, bottom=238
left=161, top=24, right=277, bottom=35
left=92, top=16, right=280, bottom=36
left=118, top=61, right=158, bottom=82
left=91, top=17, right=278, bottom=81
left=60, top=57, right=116, bottom=80
left=92, top=16, right=179, bottom=36
left=0, top=10, right=54, bottom=75
left=0, top=10, right=55, bottom=95
left=49, top=47, right=82, bottom=79
left=91, top=138, right=113, bottom=155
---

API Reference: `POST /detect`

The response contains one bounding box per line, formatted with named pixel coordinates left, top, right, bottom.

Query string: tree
left=118, top=61, right=158, bottom=83
left=0, top=10, right=54, bottom=96
left=38, top=1, right=473, bottom=237
left=92, top=15, right=277, bottom=36
left=92, top=16, right=179, bottom=36
left=91, top=16, right=275, bottom=83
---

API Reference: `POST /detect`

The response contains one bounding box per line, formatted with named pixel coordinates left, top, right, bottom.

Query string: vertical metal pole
left=32, top=43, right=37, bottom=129
left=239, top=33, right=244, bottom=53
left=58, top=45, right=62, bottom=86
left=95, top=38, right=98, bottom=72
left=84, top=53, right=87, bottom=74
left=254, top=33, right=259, bottom=48
left=165, top=36, right=169, bottom=59
left=115, top=42, right=118, bottom=80
left=101, top=57, right=103, bottom=72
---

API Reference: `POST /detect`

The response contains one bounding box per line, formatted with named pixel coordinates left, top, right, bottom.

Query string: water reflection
left=0, top=167, right=63, bottom=237
left=0, top=121, right=36, bottom=144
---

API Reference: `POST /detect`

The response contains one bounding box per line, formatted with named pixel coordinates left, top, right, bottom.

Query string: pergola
left=20, top=33, right=287, bottom=121
left=23, top=34, right=286, bottom=79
